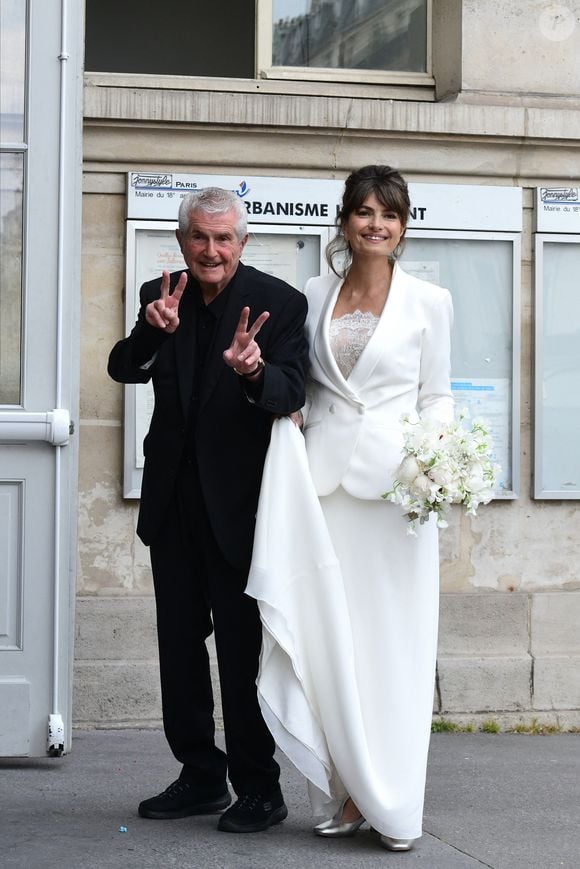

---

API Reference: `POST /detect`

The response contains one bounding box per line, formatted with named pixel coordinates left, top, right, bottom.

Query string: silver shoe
left=380, top=835, right=415, bottom=851
left=313, top=797, right=365, bottom=838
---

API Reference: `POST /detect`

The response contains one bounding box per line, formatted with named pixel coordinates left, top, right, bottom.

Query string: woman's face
left=342, top=192, right=404, bottom=261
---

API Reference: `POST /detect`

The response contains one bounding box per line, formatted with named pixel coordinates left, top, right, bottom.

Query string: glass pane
left=0, top=152, right=23, bottom=404
left=402, top=237, right=514, bottom=492
left=85, top=0, right=255, bottom=78
left=539, top=241, right=580, bottom=493
left=0, top=0, right=27, bottom=142
left=245, top=232, right=321, bottom=288
left=272, top=0, right=427, bottom=72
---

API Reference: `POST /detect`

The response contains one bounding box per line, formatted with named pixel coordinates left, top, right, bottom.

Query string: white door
left=0, top=0, right=83, bottom=756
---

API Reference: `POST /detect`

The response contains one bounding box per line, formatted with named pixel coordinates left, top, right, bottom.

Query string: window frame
left=533, top=232, right=580, bottom=500
left=256, top=0, right=434, bottom=86
left=404, top=228, right=522, bottom=500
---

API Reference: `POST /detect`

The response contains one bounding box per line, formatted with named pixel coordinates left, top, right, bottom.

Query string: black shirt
left=188, top=268, right=265, bottom=428
left=190, top=278, right=233, bottom=409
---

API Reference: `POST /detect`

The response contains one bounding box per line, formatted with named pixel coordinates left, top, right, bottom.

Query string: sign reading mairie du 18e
left=126, top=172, right=523, bottom=232
left=535, top=186, right=580, bottom=233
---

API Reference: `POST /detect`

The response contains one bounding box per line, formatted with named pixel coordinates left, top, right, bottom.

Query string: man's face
left=176, top=208, right=248, bottom=297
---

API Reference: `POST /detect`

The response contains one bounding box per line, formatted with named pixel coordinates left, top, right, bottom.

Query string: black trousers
left=149, top=460, right=280, bottom=796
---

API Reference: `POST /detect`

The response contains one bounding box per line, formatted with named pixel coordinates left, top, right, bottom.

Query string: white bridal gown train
left=246, top=418, right=440, bottom=840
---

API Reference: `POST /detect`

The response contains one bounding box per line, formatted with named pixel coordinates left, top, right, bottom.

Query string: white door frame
left=0, top=0, right=84, bottom=756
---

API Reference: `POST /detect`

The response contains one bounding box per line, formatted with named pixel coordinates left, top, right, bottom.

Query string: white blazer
left=303, top=262, right=454, bottom=500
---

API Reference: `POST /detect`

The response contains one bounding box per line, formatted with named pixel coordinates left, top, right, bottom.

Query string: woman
left=248, top=165, right=454, bottom=852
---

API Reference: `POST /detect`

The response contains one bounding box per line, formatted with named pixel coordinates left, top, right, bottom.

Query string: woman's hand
left=288, top=411, right=303, bottom=428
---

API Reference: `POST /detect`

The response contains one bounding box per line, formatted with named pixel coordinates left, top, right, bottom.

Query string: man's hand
left=288, top=410, right=304, bottom=428
left=223, top=307, right=270, bottom=376
left=145, top=270, right=188, bottom=333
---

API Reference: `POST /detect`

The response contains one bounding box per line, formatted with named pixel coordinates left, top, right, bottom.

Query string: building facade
left=2, top=1, right=579, bottom=755
left=76, top=0, right=580, bottom=732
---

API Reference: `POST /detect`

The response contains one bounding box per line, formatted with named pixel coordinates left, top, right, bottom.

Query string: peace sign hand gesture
left=223, top=307, right=270, bottom=377
left=145, top=270, right=188, bottom=333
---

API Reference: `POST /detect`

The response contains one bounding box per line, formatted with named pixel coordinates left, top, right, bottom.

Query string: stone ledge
left=531, top=593, right=580, bottom=655
left=83, top=82, right=580, bottom=142
left=73, top=661, right=162, bottom=726
left=438, top=656, right=532, bottom=713
left=73, top=649, right=222, bottom=728
left=438, top=593, right=529, bottom=656
left=533, top=657, right=580, bottom=711
left=82, top=126, right=580, bottom=185
left=432, top=710, right=580, bottom=731
left=75, top=597, right=157, bottom=660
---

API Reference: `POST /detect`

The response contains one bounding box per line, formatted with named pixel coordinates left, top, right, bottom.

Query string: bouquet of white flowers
left=383, top=411, right=499, bottom=535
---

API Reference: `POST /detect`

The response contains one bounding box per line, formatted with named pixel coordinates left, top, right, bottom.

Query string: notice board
left=534, top=184, right=580, bottom=498
left=122, top=172, right=522, bottom=498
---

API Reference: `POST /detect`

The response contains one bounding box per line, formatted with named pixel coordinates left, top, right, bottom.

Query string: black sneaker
left=138, top=779, right=231, bottom=819
left=217, top=789, right=288, bottom=833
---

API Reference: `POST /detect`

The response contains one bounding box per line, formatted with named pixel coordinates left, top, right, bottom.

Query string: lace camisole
left=329, top=310, right=380, bottom=379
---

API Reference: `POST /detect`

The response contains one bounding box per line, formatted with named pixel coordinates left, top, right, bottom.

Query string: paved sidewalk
left=1, top=730, right=578, bottom=869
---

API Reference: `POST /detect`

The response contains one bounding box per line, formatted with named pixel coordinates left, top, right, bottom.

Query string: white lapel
left=347, top=261, right=407, bottom=392
left=312, top=276, right=360, bottom=400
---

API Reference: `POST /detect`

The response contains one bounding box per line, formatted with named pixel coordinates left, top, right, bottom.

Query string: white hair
left=178, top=187, right=248, bottom=240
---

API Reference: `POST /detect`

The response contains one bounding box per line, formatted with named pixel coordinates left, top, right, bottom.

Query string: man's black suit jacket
left=108, top=263, right=309, bottom=569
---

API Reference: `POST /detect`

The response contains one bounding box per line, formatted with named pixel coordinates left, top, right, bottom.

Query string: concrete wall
left=461, top=0, right=580, bottom=100
left=75, top=0, right=580, bottom=730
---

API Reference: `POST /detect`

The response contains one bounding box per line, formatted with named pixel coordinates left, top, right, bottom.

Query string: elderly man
left=108, top=187, right=308, bottom=833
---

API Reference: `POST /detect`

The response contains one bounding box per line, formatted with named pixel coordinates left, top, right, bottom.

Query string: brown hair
left=327, top=165, right=411, bottom=276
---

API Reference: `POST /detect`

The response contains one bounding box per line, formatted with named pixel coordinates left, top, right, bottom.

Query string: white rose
left=397, top=455, right=421, bottom=484
left=412, top=473, right=437, bottom=499
left=429, top=463, right=454, bottom=487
